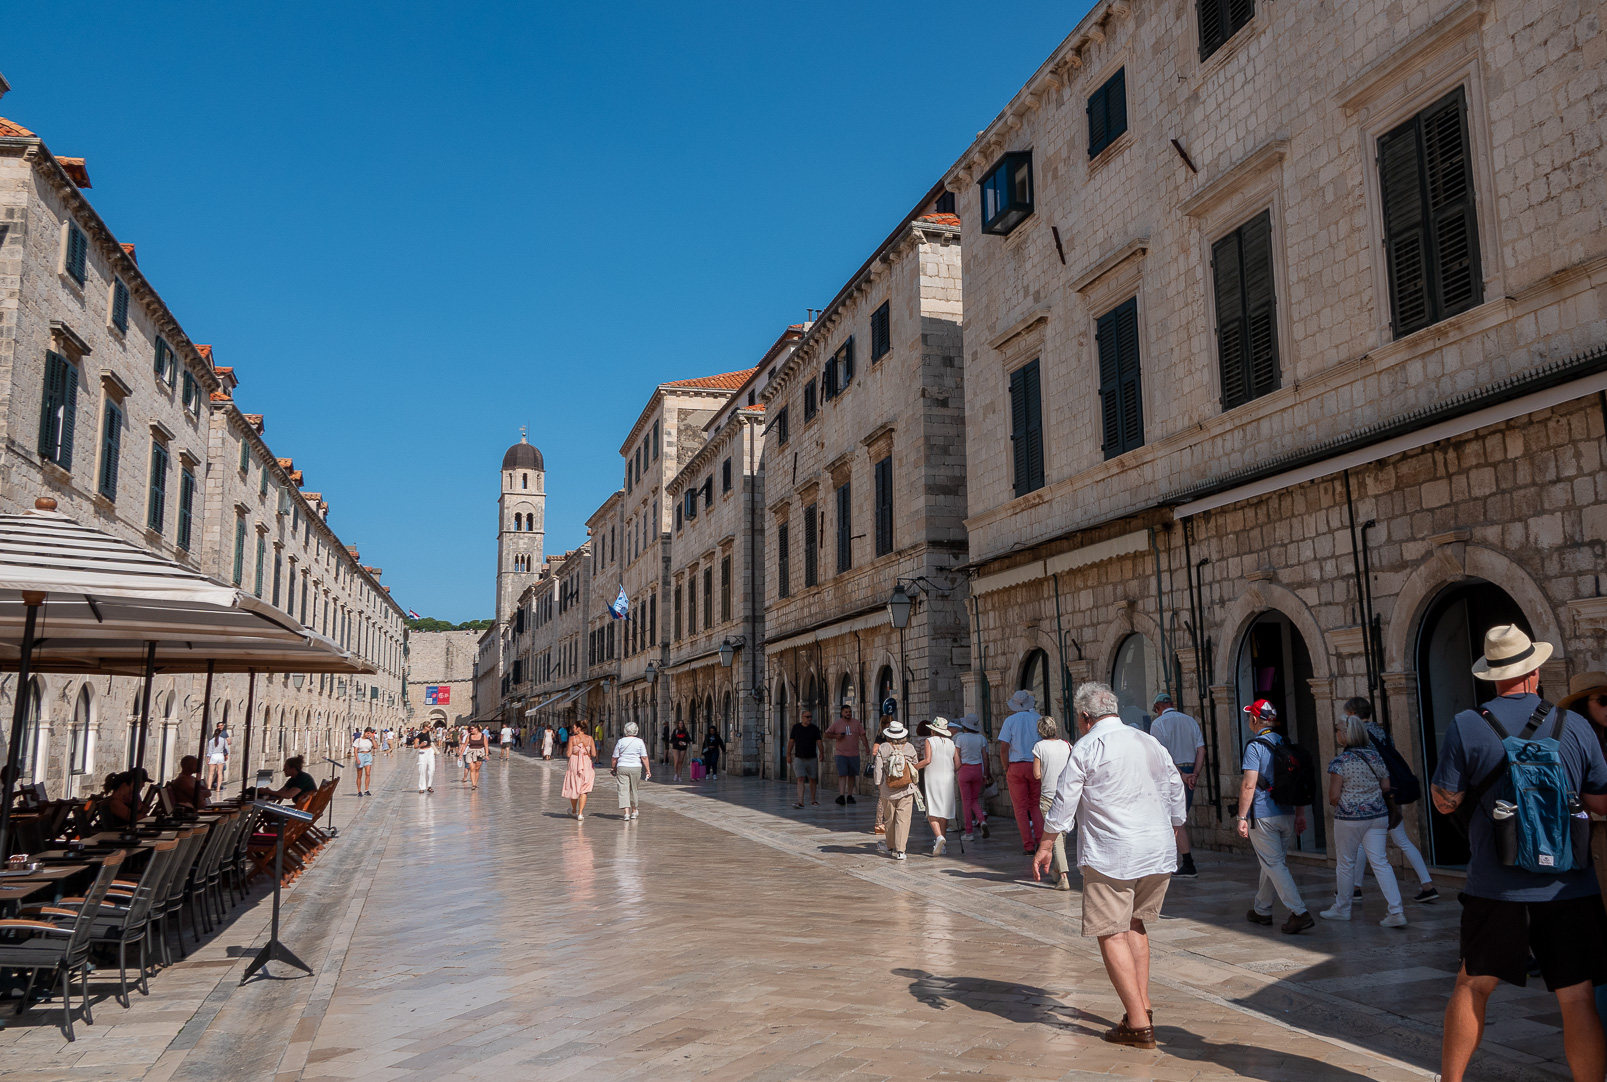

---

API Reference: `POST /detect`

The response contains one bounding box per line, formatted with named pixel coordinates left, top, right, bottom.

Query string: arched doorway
left=1111, top=633, right=1162, bottom=731
left=775, top=681, right=789, bottom=776
left=1236, top=611, right=1324, bottom=852
left=1416, top=579, right=1530, bottom=865
left=804, top=674, right=820, bottom=729
left=837, top=672, right=855, bottom=716
left=1020, top=650, right=1051, bottom=719
left=69, top=685, right=93, bottom=783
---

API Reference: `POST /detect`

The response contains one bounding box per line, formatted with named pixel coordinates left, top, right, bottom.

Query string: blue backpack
left=1464, top=701, right=1587, bottom=874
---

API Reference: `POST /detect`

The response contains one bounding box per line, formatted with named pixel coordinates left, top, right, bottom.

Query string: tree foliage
left=406, top=616, right=493, bottom=633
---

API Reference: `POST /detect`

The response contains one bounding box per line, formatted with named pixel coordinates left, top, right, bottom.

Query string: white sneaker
left=1380, top=912, right=1408, bottom=928
left=894, top=852, right=906, bottom=861
left=962, top=833, right=974, bottom=843
left=576, top=814, right=584, bottom=822
left=1319, top=906, right=1350, bottom=921
left=932, top=837, right=946, bottom=856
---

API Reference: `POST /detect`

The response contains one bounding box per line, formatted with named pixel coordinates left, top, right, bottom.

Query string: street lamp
left=887, top=584, right=913, bottom=629
left=644, top=660, right=658, bottom=683
left=718, top=639, right=735, bottom=667
left=292, top=673, right=304, bottom=690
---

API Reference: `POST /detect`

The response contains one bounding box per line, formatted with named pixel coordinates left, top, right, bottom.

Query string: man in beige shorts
left=1034, top=681, right=1185, bottom=1051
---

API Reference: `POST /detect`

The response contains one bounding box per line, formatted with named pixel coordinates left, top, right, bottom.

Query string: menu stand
left=240, top=801, right=314, bottom=983
left=321, top=758, right=345, bottom=839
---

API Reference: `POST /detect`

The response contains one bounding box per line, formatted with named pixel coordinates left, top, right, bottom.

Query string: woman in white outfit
left=917, top=717, right=960, bottom=855
left=541, top=726, right=554, bottom=760
left=1320, top=713, right=1406, bottom=927
left=206, top=727, right=229, bottom=792
left=611, top=722, right=651, bottom=820
left=1032, top=716, right=1074, bottom=890
left=415, top=729, right=436, bottom=794
left=1343, top=697, right=1438, bottom=904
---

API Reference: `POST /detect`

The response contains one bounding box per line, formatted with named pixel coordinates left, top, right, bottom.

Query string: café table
left=0, top=879, right=64, bottom=914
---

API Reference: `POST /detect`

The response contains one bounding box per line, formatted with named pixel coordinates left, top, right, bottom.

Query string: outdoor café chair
left=0, top=849, right=124, bottom=1040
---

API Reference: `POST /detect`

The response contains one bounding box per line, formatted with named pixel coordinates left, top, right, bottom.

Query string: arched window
left=804, top=674, right=820, bottom=728
left=17, top=678, right=41, bottom=777
left=522, top=473, right=528, bottom=490
left=837, top=672, right=854, bottom=714
left=69, top=685, right=93, bottom=776
left=705, top=695, right=715, bottom=735
left=1020, top=649, right=1051, bottom=719
left=1111, top=633, right=1162, bottom=730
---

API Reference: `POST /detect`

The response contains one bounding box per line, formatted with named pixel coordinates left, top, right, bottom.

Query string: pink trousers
left=1005, top=761, right=1043, bottom=848
left=957, top=763, right=987, bottom=833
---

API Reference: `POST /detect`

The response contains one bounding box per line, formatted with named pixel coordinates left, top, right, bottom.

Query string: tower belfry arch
left=497, top=432, right=545, bottom=625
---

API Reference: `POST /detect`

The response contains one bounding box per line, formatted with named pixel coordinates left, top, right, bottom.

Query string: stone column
left=1381, top=669, right=1432, bottom=866
left=1208, top=684, right=1239, bottom=846
left=1308, top=675, right=1340, bottom=864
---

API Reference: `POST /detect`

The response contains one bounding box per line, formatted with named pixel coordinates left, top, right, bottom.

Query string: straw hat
left=1558, top=671, right=1607, bottom=714
left=1007, top=690, right=1037, bottom=712
left=928, top=717, right=953, bottom=737
left=1471, top=625, right=1553, bottom=682
left=881, top=721, right=909, bottom=740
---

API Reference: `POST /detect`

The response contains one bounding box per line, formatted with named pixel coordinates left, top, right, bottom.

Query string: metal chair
left=34, top=840, right=176, bottom=1007
left=145, top=828, right=193, bottom=968
left=160, top=827, right=208, bottom=959
left=0, top=849, right=125, bottom=1040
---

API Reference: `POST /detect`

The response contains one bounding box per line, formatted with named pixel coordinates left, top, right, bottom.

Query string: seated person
left=259, top=756, right=318, bottom=808
left=165, top=755, right=209, bottom=809
left=97, top=768, right=154, bottom=828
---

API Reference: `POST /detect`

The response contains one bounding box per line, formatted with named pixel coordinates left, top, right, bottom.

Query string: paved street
left=0, top=751, right=1580, bottom=1082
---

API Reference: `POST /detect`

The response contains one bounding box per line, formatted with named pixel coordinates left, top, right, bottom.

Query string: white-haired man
left=1035, top=681, right=1184, bottom=1051
left=1148, top=691, right=1204, bottom=878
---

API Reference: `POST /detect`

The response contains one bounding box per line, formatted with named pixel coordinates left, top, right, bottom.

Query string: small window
left=259, top=466, right=269, bottom=498
left=64, top=222, right=88, bottom=285
left=153, top=337, right=176, bottom=386
left=874, top=456, right=893, bottom=556
left=1212, top=210, right=1280, bottom=409
left=1009, top=360, right=1044, bottom=497
left=702, top=477, right=713, bottom=510
left=870, top=302, right=891, bottom=361
left=98, top=398, right=123, bottom=501
left=111, top=279, right=130, bottom=332
left=822, top=357, right=838, bottom=401
left=1198, top=0, right=1255, bottom=62
left=238, top=438, right=249, bottom=473
left=803, top=502, right=818, bottom=587
left=836, top=338, right=855, bottom=390
left=777, top=522, right=791, bottom=599
left=147, top=440, right=169, bottom=533
left=37, top=351, right=79, bottom=469
left=934, top=191, right=956, bottom=214
left=675, top=502, right=683, bottom=531
left=181, top=369, right=200, bottom=413
left=684, top=489, right=698, bottom=521
left=177, top=468, right=196, bottom=552
left=775, top=405, right=790, bottom=446
left=1087, top=68, right=1128, bottom=157
left=651, top=420, right=660, bottom=460
left=721, top=457, right=732, bottom=493
left=1097, top=298, right=1145, bottom=459
left=803, top=380, right=817, bottom=422
left=979, top=151, right=1033, bottom=235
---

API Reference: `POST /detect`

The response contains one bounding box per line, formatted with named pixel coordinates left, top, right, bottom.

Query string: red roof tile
left=0, top=117, right=35, bottom=138
left=55, top=157, right=90, bottom=189
left=120, top=243, right=136, bottom=263
left=209, top=391, right=231, bottom=402
left=662, top=368, right=758, bottom=391
left=918, top=212, right=961, bottom=228
left=198, top=347, right=216, bottom=363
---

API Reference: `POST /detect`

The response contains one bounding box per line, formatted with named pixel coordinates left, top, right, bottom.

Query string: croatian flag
left=609, top=586, right=629, bottom=620
left=407, top=609, right=421, bottom=619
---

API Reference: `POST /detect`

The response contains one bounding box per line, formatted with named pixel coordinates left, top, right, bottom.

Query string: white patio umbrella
left=0, top=499, right=372, bottom=852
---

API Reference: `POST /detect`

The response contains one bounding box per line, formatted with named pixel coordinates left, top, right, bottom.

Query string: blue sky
left=5, top=1, right=1092, bottom=622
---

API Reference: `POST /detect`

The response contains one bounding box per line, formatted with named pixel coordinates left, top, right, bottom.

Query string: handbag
left=886, top=748, right=915, bottom=790
left=983, top=777, right=1000, bottom=800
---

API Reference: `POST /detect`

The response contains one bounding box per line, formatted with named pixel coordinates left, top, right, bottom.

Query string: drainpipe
left=1359, top=519, right=1392, bottom=734
left=1343, top=470, right=1378, bottom=721
left=969, top=592, right=993, bottom=740
left=1050, top=573, right=1072, bottom=726
left=1182, top=518, right=1222, bottom=819
left=1149, top=526, right=1172, bottom=703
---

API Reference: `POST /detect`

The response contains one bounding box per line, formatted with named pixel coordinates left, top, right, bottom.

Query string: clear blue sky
left=5, top=1, right=1092, bottom=622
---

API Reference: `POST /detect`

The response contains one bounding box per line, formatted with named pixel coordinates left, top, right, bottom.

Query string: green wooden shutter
left=1241, top=211, right=1280, bottom=399
left=1087, top=82, right=1108, bottom=157
left=874, top=456, right=892, bottom=556
left=1213, top=229, right=1247, bottom=408
left=98, top=401, right=122, bottom=499
left=1010, top=361, right=1044, bottom=496
left=803, top=503, right=818, bottom=586
left=233, top=518, right=246, bottom=584
left=1097, top=314, right=1123, bottom=454
left=1023, top=361, right=1043, bottom=491
left=38, top=352, right=64, bottom=462
left=1379, top=119, right=1431, bottom=337
left=778, top=523, right=790, bottom=597
left=147, top=441, right=168, bottom=532
left=178, top=470, right=195, bottom=551
left=59, top=361, right=78, bottom=468
left=1422, top=88, right=1482, bottom=317
left=1117, top=302, right=1144, bottom=454
left=1098, top=300, right=1144, bottom=459
left=1197, top=0, right=1226, bottom=59
left=843, top=337, right=855, bottom=386
left=835, top=482, right=851, bottom=573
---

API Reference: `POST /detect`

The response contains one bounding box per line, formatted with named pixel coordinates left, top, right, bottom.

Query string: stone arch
left=1093, top=605, right=1169, bottom=694
left=1213, top=580, right=1334, bottom=686
left=1383, top=544, right=1564, bottom=673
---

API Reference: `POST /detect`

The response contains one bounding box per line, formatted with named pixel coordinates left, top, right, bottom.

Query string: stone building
left=511, top=543, right=595, bottom=736
left=759, top=190, right=968, bottom=788
left=944, top=0, right=1607, bottom=865
left=405, top=629, right=479, bottom=729
left=664, top=326, right=803, bottom=775
left=496, top=434, right=545, bottom=626
left=0, top=109, right=407, bottom=796
left=581, top=492, right=622, bottom=740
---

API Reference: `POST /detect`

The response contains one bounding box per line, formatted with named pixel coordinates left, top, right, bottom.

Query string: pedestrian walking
left=465, top=725, right=491, bottom=789
left=788, top=708, right=822, bottom=808
left=611, top=721, right=651, bottom=820
left=824, top=704, right=870, bottom=806
left=352, top=727, right=375, bottom=796
left=205, top=725, right=229, bottom=792
left=1035, top=682, right=1185, bottom=1050
left=1431, top=626, right=1607, bottom=1082
left=1237, top=699, right=1317, bottom=934
left=874, top=721, right=920, bottom=861
left=998, top=690, right=1044, bottom=853
left=1341, top=696, right=1439, bottom=903
left=701, top=726, right=726, bottom=781
left=669, top=721, right=692, bottom=782
left=499, top=724, right=514, bottom=761
left=1559, top=671, right=1607, bottom=1028
left=1032, top=716, right=1073, bottom=890
left=1147, top=692, right=1204, bottom=878
left=415, top=729, right=435, bottom=793
left=541, top=725, right=554, bottom=760
left=1319, top=712, right=1407, bottom=927
left=918, top=717, right=960, bottom=855
left=562, top=724, right=598, bottom=820
left=954, top=714, right=990, bottom=841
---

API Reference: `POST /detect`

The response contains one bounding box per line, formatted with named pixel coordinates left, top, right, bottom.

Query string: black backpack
left=1368, top=729, right=1422, bottom=805
left=1249, top=737, right=1319, bottom=811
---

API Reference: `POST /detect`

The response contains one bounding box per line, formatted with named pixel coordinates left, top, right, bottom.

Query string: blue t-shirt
left=1241, top=730, right=1295, bottom=819
left=1431, top=693, right=1607, bottom=902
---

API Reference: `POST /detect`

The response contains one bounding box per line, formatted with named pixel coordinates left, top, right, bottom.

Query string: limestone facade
left=405, top=629, right=479, bottom=729
left=0, top=117, right=408, bottom=797
left=945, top=0, right=1607, bottom=863
left=509, top=542, right=596, bottom=736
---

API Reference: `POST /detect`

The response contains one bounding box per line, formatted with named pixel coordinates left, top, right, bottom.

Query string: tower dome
left=502, top=435, right=543, bottom=472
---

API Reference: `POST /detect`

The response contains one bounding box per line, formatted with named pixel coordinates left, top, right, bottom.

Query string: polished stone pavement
left=0, top=750, right=1579, bottom=1081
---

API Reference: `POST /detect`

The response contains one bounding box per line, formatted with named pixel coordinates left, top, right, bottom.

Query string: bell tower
left=497, top=430, right=545, bottom=626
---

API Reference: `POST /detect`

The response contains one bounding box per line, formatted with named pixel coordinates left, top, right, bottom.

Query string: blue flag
left=609, top=585, right=629, bottom=619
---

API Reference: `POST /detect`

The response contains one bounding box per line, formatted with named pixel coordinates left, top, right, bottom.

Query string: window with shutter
left=874, top=456, right=893, bottom=556
left=674, top=583, right=683, bottom=639
left=1087, top=68, right=1128, bottom=157
left=835, top=482, right=852, bottom=574
left=273, top=552, right=283, bottom=607
left=870, top=302, right=891, bottom=361
left=775, top=406, right=790, bottom=446
left=979, top=151, right=1034, bottom=235
left=703, top=567, right=713, bottom=631
left=1379, top=87, right=1482, bottom=338
left=803, top=503, right=818, bottom=587
left=1212, top=210, right=1280, bottom=410
left=97, top=399, right=123, bottom=500
left=65, top=223, right=88, bottom=285
left=703, top=477, right=713, bottom=509
left=721, top=556, right=731, bottom=622
left=177, top=469, right=196, bottom=552
left=841, top=338, right=855, bottom=388
left=935, top=191, right=956, bottom=214
left=1197, top=0, right=1254, bottom=61
left=722, top=457, right=732, bottom=492
left=822, top=358, right=838, bottom=400
left=1009, top=360, right=1045, bottom=497
left=232, top=517, right=246, bottom=585
left=255, top=533, right=266, bottom=597
left=147, top=440, right=168, bottom=533
left=777, top=522, right=791, bottom=598
left=804, top=380, right=817, bottom=422
left=38, top=351, right=79, bottom=469
left=1096, top=299, right=1145, bottom=459
left=111, top=279, right=130, bottom=332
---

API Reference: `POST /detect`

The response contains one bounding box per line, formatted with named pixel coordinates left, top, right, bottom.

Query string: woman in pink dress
left=562, top=726, right=597, bottom=820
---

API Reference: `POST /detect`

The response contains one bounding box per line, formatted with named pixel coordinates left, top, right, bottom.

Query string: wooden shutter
left=1087, top=81, right=1108, bottom=157
left=1212, top=229, right=1246, bottom=409
left=777, top=523, right=790, bottom=597
left=99, top=401, right=122, bottom=498
left=803, top=504, right=818, bottom=586
left=836, top=482, right=851, bottom=573
left=1214, top=210, right=1279, bottom=409
left=874, top=456, right=892, bottom=556
left=1422, top=88, right=1481, bottom=317
left=38, top=352, right=65, bottom=462
left=1009, top=360, right=1043, bottom=497
left=703, top=567, right=712, bottom=629
left=843, top=338, right=855, bottom=386
left=1379, top=119, right=1431, bottom=336
left=1097, top=300, right=1143, bottom=459
left=59, top=360, right=78, bottom=469
left=1197, top=0, right=1226, bottom=60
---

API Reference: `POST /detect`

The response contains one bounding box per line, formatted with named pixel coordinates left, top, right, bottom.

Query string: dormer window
left=980, top=151, right=1034, bottom=235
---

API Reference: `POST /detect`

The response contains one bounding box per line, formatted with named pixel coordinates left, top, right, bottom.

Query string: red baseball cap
left=1244, top=698, right=1278, bottom=722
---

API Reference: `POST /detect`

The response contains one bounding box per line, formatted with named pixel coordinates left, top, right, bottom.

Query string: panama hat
left=1007, top=690, right=1037, bottom=712
left=881, top=721, right=909, bottom=740
left=1471, top=625, right=1552, bottom=682
left=1558, top=671, right=1607, bottom=715
left=956, top=713, right=981, bottom=732
left=928, top=717, right=953, bottom=737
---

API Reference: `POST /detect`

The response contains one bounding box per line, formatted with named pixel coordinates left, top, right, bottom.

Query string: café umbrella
left=0, top=498, right=372, bottom=855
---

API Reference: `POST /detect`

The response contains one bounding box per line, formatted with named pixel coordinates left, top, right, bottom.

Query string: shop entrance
left=1416, top=579, right=1530, bottom=866
left=1235, top=611, right=1324, bottom=853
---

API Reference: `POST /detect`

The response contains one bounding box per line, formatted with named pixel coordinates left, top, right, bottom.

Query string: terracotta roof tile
left=120, top=243, right=136, bottom=263
left=918, top=212, right=961, bottom=228
left=277, top=458, right=293, bottom=469
left=209, top=391, right=231, bottom=402
left=54, top=157, right=90, bottom=189
left=662, top=368, right=758, bottom=391
left=0, top=117, right=35, bottom=138
left=198, top=348, right=216, bottom=364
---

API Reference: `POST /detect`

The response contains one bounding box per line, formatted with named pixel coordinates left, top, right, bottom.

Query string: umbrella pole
left=0, top=593, right=44, bottom=860
left=239, top=669, right=257, bottom=801
left=134, top=642, right=156, bottom=775
left=195, top=661, right=215, bottom=803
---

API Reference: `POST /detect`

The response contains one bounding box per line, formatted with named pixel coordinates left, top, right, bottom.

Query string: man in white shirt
left=997, top=690, right=1044, bottom=853
left=499, top=724, right=514, bottom=760
left=1034, top=681, right=1185, bottom=1052
left=1147, top=692, right=1205, bottom=878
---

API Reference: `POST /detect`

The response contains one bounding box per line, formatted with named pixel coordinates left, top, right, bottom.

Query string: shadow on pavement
left=892, top=967, right=1112, bottom=1037
left=1156, top=1029, right=1386, bottom=1082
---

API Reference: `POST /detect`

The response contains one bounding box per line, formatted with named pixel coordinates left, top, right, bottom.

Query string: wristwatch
left=1236, top=815, right=1249, bottom=822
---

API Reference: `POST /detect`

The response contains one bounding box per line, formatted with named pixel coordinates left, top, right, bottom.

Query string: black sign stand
left=241, top=801, right=315, bottom=983
left=321, top=757, right=345, bottom=838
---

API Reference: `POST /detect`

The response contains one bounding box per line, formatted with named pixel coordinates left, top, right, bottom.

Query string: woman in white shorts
left=206, top=726, right=229, bottom=792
